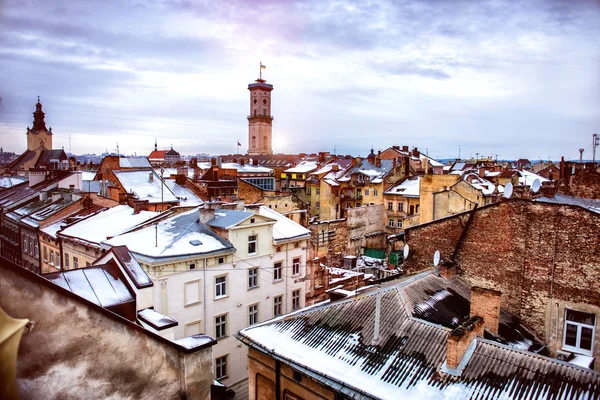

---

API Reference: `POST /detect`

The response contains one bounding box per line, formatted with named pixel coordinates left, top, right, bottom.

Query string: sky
left=1, top=0, right=599, bottom=161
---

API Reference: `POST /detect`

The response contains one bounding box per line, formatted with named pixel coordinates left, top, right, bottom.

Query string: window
left=409, top=205, right=415, bottom=215
left=189, top=263, right=196, bottom=270
left=248, top=268, right=258, bottom=289
left=292, top=289, right=301, bottom=311
left=563, top=309, right=595, bottom=355
left=316, top=187, right=320, bottom=195
left=388, top=219, right=395, bottom=228
left=217, top=257, right=224, bottom=264
left=416, top=204, right=420, bottom=214
left=307, top=186, right=311, bottom=195
left=292, top=257, right=300, bottom=276
left=185, top=320, right=202, bottom=336
left=250, top=218, right=255, bottom=224
left=273, top=261, right=282, bottom=281
left=29, top=239, right=34, bottom=256
left=215, top=314, right=227, bottom=339
left=374, top=189, right=378, bottom=196
left=34, top=241, right=38, bottom=258
left=248, top=235, right=257, bottom=255
left=248, top=303, right=259, bottom=326
left=215, top=355, right=227, bottom=380
left=276, top=246, right=281, bottom=253
left=65, top=253, right=70, bottom=269
left=315, top=201, right=320, bottom=209
left=49, top=250, right=54, bottom=265
left=215, top=275, right=227, bottom=298
left=388, top=202, right=393, bottom=211
left=398, top=202, right=404, bottom=212
left=73, top=257, right=79, bottom=268
left=293, top=370, right=302, bottom=382
left=294, top=242, right=300, bottom=249
left=346, top=202, right=351, bottom=208
left=56, top=254, right=60, bottom=268
left=397, top=220, right=403, bottom=228
left=274, top=295, right=283, bottom=317
left=23, top=237, right=28, bottom=253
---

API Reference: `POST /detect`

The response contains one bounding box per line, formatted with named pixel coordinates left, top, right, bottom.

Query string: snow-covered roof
left=385, top=177, right=420, bottom=197
left=518, top=170, right=549, bottom=186
left=0, top=176, right=28, bottom=188
left=119, top=157, right=151, bottom=169
left=104, top=207, right=234, bottom=259
left=207, top=209, right=254, bottom=229
left=258, top=206, right=310, bottom=242
left=284, top=161, right=318, bottom=174
left=45, top=267, right=134, bottom=308
left=113, top=170, right=178, bottom=204
left=462, top=173, right=500, bottom=196
left=222, top=162, right=273, bottom=174
left=238, top=271, right=599, bottom=399
left=338, top=158, right=395, bottom=184
left=164, top=179, right=204, bottom=206
left=59, top=205, right=159, bottom=245
left=79, top=171, right=97, bottom=180
left=138, top=308, right=177, bottom=330
left=420, top=154, right=443, bottom=167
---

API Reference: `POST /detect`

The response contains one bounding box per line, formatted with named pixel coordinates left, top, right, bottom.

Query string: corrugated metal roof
left=119, top=157, right=151, bottom=168
left=536, top=193, right=600, bottom=214
left=206, top=208, right=253, bottom=229
left=239, top=271, right=600, bottom=399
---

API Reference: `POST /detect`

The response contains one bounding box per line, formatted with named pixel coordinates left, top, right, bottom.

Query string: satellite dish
left=403, top=244, right=410, bottom=259
left=531, top=178, right=541, bottom=193
left=504, top=182, right=513, bottom=199
left=433, top=250, right=441, bottom=266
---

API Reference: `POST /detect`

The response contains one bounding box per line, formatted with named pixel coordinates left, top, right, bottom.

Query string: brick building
left=403, top=196, right=600, bottom=369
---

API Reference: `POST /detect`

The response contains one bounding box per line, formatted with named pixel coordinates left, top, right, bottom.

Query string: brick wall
left=404, top=199, right=600, bottom=363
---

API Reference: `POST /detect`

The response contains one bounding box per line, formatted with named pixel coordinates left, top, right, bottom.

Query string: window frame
left=274, top=294, right=283, bottom=317
left=215, top=354, right=228, bottom=380
left=248, top=303, right=259, bottom=326
left=388, top=218, right=395, bottom=228
left=563, top=308, right=596, bottom=356
left=292, top=289, right=301, bottom=311
left=215, top=275, right=228, bottom=299
left=292, top=257, right=301, bottom=276
left=273, top=261, right=283, bottom=281
left=248, top=268, right=259, bottom=289
left=215, top=314, right=228, bottom=339
left=248, top=234, right=258, bottom=255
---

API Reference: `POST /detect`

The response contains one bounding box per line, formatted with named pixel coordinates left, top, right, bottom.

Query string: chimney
left=478, top=167, right=485, bottom=178
left=211, top=158, right=217, bottom=166
left=198, top=203, right=216, bottom=224
left=376, top=157, right=381, bottom=168
left=240, top=158, right=245, bottom=166
left=393, top=158, right=397, bottom=169
left=402, top=145, right=409, bottom=152
left=332, top=164, right=339, bottom=172
left=253, top=158, right=258, bottom=166
left=392, top=145, right=400, bottom=150
left=470, top=287, right=501, bottom=335
left=559, top=156, right=565, bottom=180
left=403, top=156, right=409, bottom=177
left=412, top=147, right=419, bottom=157
left=446, top=316, right=484, bottom=370
left=149, top=172, right=153, bottom=182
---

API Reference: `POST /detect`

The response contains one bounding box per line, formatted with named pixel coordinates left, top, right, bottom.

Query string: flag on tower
left=260, top=63, right=266, bottom=70
left=237, top=141, right=242, bottom=146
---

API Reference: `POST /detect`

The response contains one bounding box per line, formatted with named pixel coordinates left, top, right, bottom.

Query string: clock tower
left=247, top=67, right=273, bottom=155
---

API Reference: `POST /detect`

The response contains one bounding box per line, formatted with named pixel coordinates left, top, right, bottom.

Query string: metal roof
left=536, top=193, right=600, bottom=214
left=119, top=157, right=151, bottom=169
left=206, top=209, right=254, bottom=229
left=238, top=271, right=600, bottom=399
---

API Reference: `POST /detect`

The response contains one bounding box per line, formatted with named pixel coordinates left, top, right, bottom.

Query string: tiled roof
left=238, top=271, right=600, bottom=399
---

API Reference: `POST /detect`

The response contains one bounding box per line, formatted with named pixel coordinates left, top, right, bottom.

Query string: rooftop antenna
left=579, top=148, right=584, bottom=163
left=69, top=134, right=71, bottom=154
left=531, top=178, right=541, bottom=193
left=116, top=142, right=120, bottom=156
left=458, top=145, right=461, bottom=160
left=593, top=133, right=599, bottom=163
left=504, top=182, right=514, bottom=199
left=433, top=250, right=441, bottom=267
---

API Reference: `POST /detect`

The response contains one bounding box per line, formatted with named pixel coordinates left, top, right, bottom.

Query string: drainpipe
left=285, top=243, right=289, bottom=314
left=203, top=258, right=207, bottom=333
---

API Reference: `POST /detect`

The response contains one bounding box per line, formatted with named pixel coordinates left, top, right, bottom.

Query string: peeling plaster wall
left=0, top=262, right=213, bottom=399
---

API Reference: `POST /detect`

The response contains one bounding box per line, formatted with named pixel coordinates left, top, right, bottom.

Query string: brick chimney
left=439, top=260, right=458, bottom=279
left=332, top=164, right=339, bottom=172
left=470, top=287, right=501, bottom=335
left=446, top=316, right=484, bottom=370
left=412, top=147, right=419, bottom=157
left=402, top=145, right=409, bottom=152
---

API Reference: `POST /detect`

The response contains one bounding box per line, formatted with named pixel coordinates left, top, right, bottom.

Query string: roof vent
left=189, top=239, right=202, bottom=246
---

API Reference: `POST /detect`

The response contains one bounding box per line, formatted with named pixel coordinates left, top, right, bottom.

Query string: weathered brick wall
left=405, top=200, right=600, bottom=348
left=558, top=169, right=600, bottom=200
left=404, top=212, right=470, bottom=273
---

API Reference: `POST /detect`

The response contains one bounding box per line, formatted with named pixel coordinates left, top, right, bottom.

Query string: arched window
left=252, top=136, right=256, bottom=148
left=263, top=136, right=268, bottom=149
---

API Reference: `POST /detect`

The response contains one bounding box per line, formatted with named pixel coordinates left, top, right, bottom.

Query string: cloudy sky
left=1, top=0, right=599, bottom=160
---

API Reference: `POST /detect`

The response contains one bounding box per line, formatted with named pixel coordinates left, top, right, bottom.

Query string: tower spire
left=32, top=97, right=47, bottom=132
left=155, top=137, right=157, bottom=151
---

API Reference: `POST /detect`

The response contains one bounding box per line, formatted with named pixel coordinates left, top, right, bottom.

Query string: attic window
left=189, top=240, right=202, bottom=246
left=293, top=370, right=302, bottom=382
left=250, top=218, right=255, bottom=224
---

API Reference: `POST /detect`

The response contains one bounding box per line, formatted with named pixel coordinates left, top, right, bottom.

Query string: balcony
left=356, top=192, right=363, bottom=199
